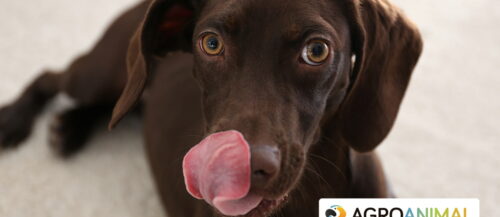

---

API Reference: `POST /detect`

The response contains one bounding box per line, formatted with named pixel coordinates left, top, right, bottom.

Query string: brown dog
left=0, top=0, right=423, bottom=216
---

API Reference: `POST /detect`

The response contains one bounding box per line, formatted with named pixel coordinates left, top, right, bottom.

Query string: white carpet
left=0, top=0, right=498, bottom=216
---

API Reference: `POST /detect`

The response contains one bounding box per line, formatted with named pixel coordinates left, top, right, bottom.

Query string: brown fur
left=0, top=0, right=422, bottom=216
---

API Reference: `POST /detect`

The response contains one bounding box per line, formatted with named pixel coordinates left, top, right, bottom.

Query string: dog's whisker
left=309, top=153, right=348, bottom=182
left=304, top=164, right=335, bottom=194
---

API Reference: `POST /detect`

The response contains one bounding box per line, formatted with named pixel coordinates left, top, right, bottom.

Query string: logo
left=319, top=199, right=479, bottom=217
left=325, top=205, right=346, bottom=217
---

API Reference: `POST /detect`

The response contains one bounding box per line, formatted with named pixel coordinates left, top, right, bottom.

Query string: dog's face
left=190, top=0, right=351, bottom=213
left=193, top=0, right=351, bottom=145
left=110, top=0, right=422, bottom=216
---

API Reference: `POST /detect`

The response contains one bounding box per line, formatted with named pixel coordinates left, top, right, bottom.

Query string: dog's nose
left=250, top=145, right=280, bottom=191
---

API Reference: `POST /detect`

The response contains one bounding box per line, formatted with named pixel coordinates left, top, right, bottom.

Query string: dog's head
left=110, top=0, right=422, bottom=216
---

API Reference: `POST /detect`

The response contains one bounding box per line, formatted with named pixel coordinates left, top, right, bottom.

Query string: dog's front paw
left=48, top=108, right=96, bottom=158
left=0, top=104, right=34, bottom=149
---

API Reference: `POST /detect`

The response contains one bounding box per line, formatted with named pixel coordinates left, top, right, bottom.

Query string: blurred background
left=0, top=0, right=498, bottom=216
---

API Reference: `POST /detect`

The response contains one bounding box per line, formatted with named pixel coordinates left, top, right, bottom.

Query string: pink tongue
left=183, top=130, right=263, bottom=216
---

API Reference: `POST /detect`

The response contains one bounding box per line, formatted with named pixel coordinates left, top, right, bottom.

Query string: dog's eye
left=200, top=33, right=224, bottom=55
left=301, top=40, right=330, bottom=65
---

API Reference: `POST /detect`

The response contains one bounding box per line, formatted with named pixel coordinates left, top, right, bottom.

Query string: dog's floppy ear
left=109, top=0, right=198, bottom=128
left=329, top=0, right=423, bottom=152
